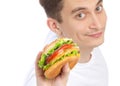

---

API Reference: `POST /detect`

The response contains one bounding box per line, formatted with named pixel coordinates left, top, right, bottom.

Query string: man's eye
left=96, top=5, right=103, bottom=12
left=77, top=13, right=86, bottom=19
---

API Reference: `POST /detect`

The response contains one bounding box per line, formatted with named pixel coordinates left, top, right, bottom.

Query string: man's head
left=39, top=0, right=107, bottom=49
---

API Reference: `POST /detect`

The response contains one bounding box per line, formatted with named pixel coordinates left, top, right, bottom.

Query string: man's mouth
left=87, top=32, right=103, bottom=38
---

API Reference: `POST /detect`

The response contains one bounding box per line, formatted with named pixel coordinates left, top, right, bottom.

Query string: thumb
left=61, top=63, right=70, bottom=80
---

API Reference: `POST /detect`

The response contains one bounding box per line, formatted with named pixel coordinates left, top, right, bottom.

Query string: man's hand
left=35, top=51, right=70, bottom=86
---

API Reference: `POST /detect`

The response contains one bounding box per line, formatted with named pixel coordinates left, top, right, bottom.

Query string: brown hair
left=39, top=0, right=63, bottom=23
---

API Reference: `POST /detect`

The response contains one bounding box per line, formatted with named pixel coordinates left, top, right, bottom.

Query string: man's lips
left=87, top=32, right=103, bottom=38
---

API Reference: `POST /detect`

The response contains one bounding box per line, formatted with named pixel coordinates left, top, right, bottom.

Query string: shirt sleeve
left=44, top=30, right=58, bottom=45
left=24, top=64, right=36, bottom=86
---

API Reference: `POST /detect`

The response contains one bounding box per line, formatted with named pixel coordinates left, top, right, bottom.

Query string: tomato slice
left=46, top=44, right=73, bottom=64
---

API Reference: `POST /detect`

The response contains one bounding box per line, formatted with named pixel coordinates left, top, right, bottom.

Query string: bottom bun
left=44, top=56, right=80, bottom=79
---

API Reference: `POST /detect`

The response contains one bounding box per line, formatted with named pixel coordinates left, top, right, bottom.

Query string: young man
left=25, top=0, right=108, bottom=86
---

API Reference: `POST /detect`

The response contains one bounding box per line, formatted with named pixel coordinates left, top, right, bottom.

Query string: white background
left=0, top=0, right=120, bottom=86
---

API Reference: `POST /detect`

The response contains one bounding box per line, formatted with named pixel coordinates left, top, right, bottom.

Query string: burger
left=38, top=38, right=80, bottom=79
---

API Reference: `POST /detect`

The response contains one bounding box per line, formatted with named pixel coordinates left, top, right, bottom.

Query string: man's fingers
left=35, top=51, right=44, bottom=78
left=35, top=51, right=42, bottom=70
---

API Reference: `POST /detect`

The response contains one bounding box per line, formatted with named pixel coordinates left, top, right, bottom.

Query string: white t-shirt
left=24, top=31, right=108, bottom=86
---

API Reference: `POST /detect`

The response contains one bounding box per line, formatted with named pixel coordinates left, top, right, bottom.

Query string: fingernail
left=66, top=63, right=70, bottom=71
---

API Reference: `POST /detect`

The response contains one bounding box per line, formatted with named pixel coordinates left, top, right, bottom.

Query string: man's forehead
left=63, top=0, right=102, bottom=4
left=63, top=0, right=102, bottom=8
left=61, top=0, right=103, bottom=15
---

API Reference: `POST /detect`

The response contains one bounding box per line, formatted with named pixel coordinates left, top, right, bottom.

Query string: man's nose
left=89, top=14, right=102, bottom=30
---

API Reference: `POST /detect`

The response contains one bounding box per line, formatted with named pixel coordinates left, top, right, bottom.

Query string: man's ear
left=47, top=18, right=61, bottom=35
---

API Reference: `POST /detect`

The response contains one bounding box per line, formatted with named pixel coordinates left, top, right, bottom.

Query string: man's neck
left=78, top=48, right=93, bottom=63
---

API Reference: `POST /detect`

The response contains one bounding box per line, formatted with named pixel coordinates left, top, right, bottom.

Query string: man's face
left=58, top=0, right=107, bottom=49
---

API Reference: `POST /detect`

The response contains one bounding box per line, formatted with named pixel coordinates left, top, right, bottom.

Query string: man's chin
left=93, top=39, right=104, bottom=48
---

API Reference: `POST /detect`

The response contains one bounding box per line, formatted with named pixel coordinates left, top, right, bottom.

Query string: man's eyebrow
left=71, top=7, right=86, bottom=14
left=97, top=0, right=103, bottom=5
